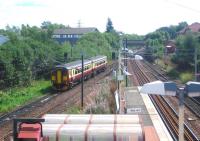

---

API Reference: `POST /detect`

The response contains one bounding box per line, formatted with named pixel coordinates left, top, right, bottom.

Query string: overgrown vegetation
left=65, top=106, right=82, bottom=114
left=0, top=80, right=51, bottom=113
left=144, top=21, right=200, bottom=82
left=0, top=21, right=120, bottom=112
left=144, top=22, right=188, bottom=62
left=166, top=68, right=179, bottom=79
left=180, top=72, right=193, bottom=83
left=84, top=79, right=114, bottom=114
left=0, top=24, right=69, bottom=89
left=0, top=22, right=119, bottom=89
left=172, top=33, right=200, bottom=69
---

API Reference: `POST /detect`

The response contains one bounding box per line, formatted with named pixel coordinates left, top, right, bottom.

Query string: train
left=51, top=55, right=107, bottom=90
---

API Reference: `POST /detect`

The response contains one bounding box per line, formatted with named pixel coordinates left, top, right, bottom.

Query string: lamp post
left=140, top=80, right=200, bottom=141
left=177, top=87, right=185, bottom=141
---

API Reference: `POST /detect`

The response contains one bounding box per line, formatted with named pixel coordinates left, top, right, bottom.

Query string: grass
left=0, top=80, right=51, bottom=113
left=155, top=58, right=194, bottom=84
left=65, top=106, right=82, bottom=114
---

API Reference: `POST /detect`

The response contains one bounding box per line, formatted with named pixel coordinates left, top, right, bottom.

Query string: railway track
left=142, top=61, right=200, bottom=118
left=0, top=61, right=116, bottom=141
left=129, top=60, right=199, bottom=141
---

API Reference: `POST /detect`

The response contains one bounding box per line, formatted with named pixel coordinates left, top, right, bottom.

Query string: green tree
left=106, top=18, right=115, bottom=33
left=0, top=22, right=120, bottom=89
left=172, top=33, right=198, bottom=69
left=176, top=21, right=188, bottom=32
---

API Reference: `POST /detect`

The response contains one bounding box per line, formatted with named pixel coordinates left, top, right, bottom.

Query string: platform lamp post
left=139, top=80, right=200, bottom=141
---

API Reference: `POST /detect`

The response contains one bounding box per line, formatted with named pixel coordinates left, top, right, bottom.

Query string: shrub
left=180, top=72, right=193, bottom=83
left=166, top=68, right=179, bottom=79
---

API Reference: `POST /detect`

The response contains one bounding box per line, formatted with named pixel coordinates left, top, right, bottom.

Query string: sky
left=0, top=0, right=200, bottom=35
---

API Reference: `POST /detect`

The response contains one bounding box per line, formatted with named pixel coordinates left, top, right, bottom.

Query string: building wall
left=52, top=34, right=82, bottom=44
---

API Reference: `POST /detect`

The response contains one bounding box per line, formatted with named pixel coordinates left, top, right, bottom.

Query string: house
left=0, top=35, right=9, bottom=45
left=179, top=22, right=200, bottom=35
left=52, top=27, right=98, bottom=44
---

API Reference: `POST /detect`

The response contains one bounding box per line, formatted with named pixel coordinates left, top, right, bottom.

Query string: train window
left=63, top=71, right=67, bottom=75
left=76, top=69, right=80, bottom=74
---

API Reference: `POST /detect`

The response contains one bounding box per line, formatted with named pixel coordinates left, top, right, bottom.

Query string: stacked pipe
left=42, top=114, right=144, bottom=141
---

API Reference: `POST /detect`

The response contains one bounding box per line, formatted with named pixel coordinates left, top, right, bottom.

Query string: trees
left=0, top=24, right=70, bottom=88
left=76, top=32, right=111, bottom=59
left=74, top=32, right=119, bottom=60
left=106, top=18, right=115, bottom=33
left=176, top=22, right=188, bottom=32
left=172, top=33, right=199, bottom=70
left=144, top=22, right=189, bottom=63
left=0, top=21, right=120, bottom=89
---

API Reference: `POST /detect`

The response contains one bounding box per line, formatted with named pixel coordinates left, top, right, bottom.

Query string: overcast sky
left=0, top=0, right=200, bottom=35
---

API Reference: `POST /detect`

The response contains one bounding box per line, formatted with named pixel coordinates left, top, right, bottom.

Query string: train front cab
left=51, top=67, right=69, bottom=91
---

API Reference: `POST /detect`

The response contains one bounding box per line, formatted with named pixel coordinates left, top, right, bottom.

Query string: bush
left=180, top=72, right=193, bottom=83
left=166, top=68, right=179, bottom=79
left=84, top=105, right=110, bottom=114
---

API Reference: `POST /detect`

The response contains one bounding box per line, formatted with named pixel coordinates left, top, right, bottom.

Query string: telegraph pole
left=118, top=47, right=121, bottom=92
left=77, top=20, right=81, bottom=28
left=125, top=38, right=128, bottom=87
left=117, top=41, right=122, bottom=113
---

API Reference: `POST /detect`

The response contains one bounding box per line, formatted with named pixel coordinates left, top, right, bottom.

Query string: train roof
left=55, top=55, right=107, bottom=70
left=89, top=55, right=107, bottom=61
left=56, top=59, right=91, bottom=69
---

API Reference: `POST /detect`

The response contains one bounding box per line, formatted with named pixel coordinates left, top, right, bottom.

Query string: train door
left=56, top=69, right=62, bottom=84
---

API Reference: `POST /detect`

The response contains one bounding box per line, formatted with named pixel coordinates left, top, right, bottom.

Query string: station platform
left=123, top=86, right=173, bottom=141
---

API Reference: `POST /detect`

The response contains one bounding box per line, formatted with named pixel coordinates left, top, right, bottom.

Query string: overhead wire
left=164, top=0, right=200, bottom=14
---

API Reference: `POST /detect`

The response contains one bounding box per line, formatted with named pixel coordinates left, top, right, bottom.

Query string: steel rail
left=129, top=60, right=199, bottom=141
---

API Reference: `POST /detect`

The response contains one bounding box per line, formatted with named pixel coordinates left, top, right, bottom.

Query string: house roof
left=179, top=22, right=200, bottom=34
left=53, top=27, right=98, bottom=35
left=0, top=35, right=9, bottom=45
